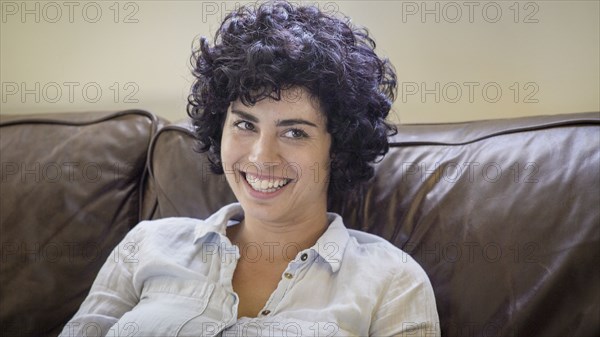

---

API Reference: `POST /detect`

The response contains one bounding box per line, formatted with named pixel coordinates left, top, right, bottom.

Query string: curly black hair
left=187, top=0, right=397, bottom=203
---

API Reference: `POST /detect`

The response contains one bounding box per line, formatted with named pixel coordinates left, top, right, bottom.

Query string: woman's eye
left=234, top=121, right=255, bottom=131
left=284, top=129, right=308, bottom=139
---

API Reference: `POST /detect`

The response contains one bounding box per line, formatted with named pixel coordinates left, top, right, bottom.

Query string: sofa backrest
left=0, top=110, right=162, bottom=336
left=342, top=112, right=600, bottom=336
left=147, top=112, right=600, bottom=336
left=144, top=121, right=237, bottom=220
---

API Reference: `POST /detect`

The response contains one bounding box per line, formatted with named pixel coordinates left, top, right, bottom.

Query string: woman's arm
left=58, top=225, right=144, bottom=337
left=369, top=262, right=441, bottom=337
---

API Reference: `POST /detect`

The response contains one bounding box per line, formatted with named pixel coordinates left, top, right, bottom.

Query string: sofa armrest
left=0, top=110, right=162, bottom=337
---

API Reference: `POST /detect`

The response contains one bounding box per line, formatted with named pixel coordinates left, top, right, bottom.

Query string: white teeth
left=245, top=173, right=289, bottom=192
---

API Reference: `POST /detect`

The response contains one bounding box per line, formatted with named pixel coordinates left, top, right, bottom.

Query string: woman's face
left=220, top=88, right=332, bottom=225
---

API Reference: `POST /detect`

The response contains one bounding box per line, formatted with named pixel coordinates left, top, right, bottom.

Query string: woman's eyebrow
left=231, top=110, right=259, bottom=122
left=276, top=119, right=318, bottom=128
left=232, top=109, right=318, bottom=128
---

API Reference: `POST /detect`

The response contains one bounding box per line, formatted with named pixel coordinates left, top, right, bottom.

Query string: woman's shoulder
left=133, top=216, right=201, bottom=232
left=124, top=217, right=204, bottom=244
left=343, top=229, right=431, bottom=282
left=345, top=228, right=405, bottom=257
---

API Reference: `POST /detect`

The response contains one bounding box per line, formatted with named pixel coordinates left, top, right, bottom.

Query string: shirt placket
left=219, top=237, right=241, bottom=331
left=257, top=250, right=315, bottom=317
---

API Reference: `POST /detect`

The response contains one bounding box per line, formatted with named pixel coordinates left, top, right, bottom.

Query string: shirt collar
left=193, top=203, right=244, bottom=243
left=192, top=203, right=350, bottom=273
left=311, top=212, right=349, bottom=272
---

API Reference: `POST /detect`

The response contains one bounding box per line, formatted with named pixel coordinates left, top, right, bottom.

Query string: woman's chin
left=239, top=201, right=290, bottom=224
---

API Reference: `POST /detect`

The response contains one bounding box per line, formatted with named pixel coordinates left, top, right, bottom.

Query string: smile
left=243, top=172, right=292, bottom=193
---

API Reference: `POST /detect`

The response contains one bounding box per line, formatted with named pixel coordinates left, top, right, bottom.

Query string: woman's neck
left=227, top=210, right=329, bottom=264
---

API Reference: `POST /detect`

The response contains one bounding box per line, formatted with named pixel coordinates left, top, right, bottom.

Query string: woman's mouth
left=243, top=172, right=292, bottom=193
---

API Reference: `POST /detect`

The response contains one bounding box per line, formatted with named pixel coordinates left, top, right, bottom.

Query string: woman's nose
left=248, top=135, right=281, bottom=167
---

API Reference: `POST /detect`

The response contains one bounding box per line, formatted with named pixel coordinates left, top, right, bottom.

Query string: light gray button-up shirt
left=59, top=203, right=440, bottom=337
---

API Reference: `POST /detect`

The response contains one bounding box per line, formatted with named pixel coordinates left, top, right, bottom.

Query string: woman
left=60, top=1, right=440, bottom=336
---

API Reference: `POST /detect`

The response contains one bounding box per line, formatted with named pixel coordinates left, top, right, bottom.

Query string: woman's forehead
left=231, top=88, right=326, bottom=122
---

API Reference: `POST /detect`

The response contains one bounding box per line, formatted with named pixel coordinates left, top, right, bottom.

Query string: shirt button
left=261, top=310, right=271, bottom=316
left=284, top=272, right=293, bottom=279
left=301, top=253, right=308, bottom=261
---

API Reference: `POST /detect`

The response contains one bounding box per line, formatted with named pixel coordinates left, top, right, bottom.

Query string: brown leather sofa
left=1, top=110, right=598, bottom=337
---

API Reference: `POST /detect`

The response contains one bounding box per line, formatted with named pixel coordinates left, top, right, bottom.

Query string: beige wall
left=1, top=0, right=598, bottom=124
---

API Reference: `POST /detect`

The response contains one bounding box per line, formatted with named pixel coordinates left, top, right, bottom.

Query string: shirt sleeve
left=369, top=262, right=441, bottom=337
left=58, top=224, right=144, bottom=337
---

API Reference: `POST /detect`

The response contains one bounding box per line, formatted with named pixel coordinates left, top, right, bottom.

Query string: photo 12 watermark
left=404, top=241, right=541, bottom=264
left=445, top=321, right=518, bottom=337
left=1, top=161, right=136, bottom=184
left=401, top=82, right=540, bottom=104
left=219, top=321, right=340, bottom=337
left=1, top=1, right=140, bottom=23
left=198, top=240, right=340, bottom=265
left=61, top=321, right=139, bottom=337
left=0, top=239, right=139, bottom=265
left=1, top=82, right=140, bottom=104
left=199, top=1, right=339, bottom=23
left=401, top=161, right=540, bottom=184
left=401, top=1, right=540, bottom=24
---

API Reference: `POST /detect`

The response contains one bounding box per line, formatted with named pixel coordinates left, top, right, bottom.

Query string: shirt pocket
left=110, top=276, right=215, bottom=336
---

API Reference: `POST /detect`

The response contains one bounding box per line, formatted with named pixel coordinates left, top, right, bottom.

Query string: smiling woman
left=221, top=89, right=331, bottom=228
left=59, top=1, right=440, bottom=336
